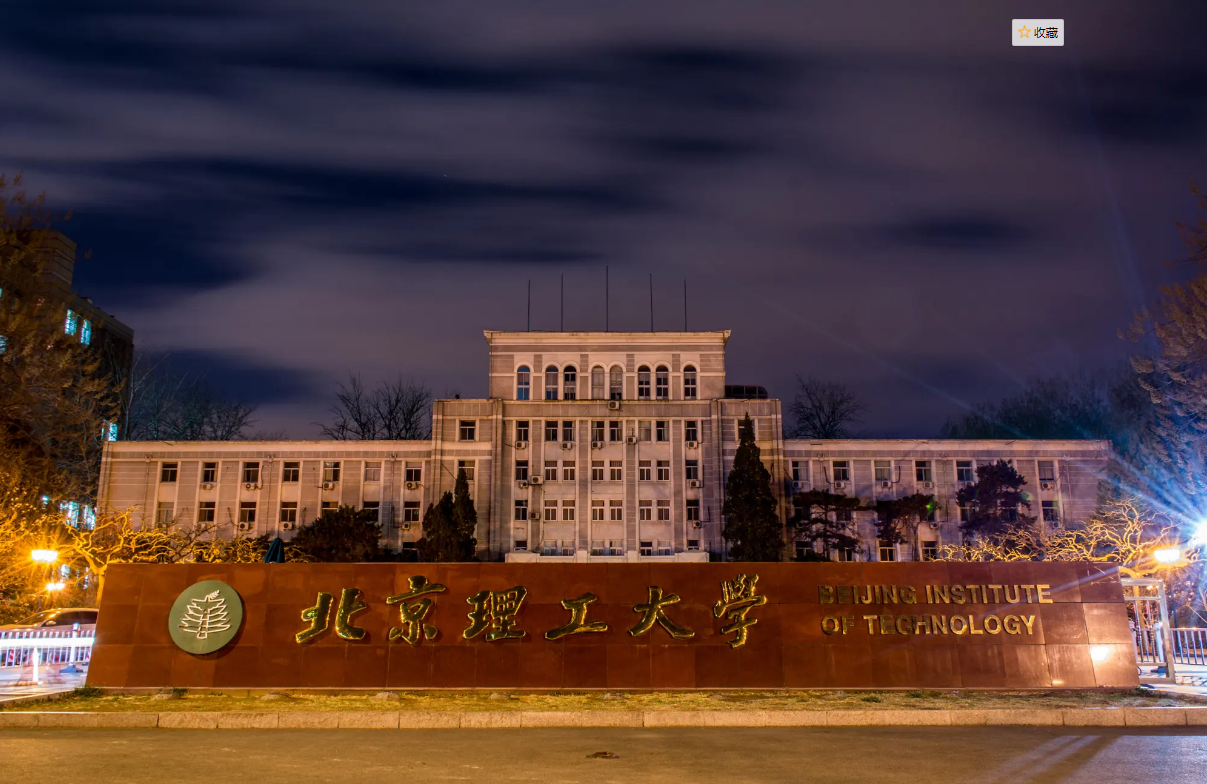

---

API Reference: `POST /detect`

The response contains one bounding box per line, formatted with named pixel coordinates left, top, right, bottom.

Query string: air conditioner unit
left=626, top=436, right=638, bottom=445
left=922, top=481, right=935, bottom=490
left=562, top=441, right=575, bottom=450
left=685, top=440, right=698, bottom=449
left=833, top=481, right=848, bottom=490
left=244, top=482, right=260, bottom=491
left=591, top=441, right=604, bottom=449
left=515, top=440, right=528, bottom=449
left=280, top=522, right=294, bottom=531
left=692, top=521, right=702, bottom=529
left=321, top=481, right=335, bottom=490
left=529, top=476, right=543, bottom=485
left=607, top=400, right=621, bottom=410
left=405, top=481, right=418, bottom=490
left=238, top=522, right=250, bottom=531
left=518, top=480, right=529, bottom=489
left=880, top=481, right=892, bottom=489
left=402, top=521, right=411, bottom=530
left=530, top=511, right=541, bottom=521
left=689, top=479, right=702, bottom=489
left=1041, top=481, right=1054, bottom=491
left=200, top=482, right=214, bottom=490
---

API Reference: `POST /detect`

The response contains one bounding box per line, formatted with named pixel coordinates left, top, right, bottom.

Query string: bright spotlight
left=44, top=582, right=66, bottom=592
left=1153, top=547, right=1183, bottom=565
left=1089, top=645, right=1112, bottom=664
left=30, top=549, right=59, bottom=564
left=1192, top=521, right=1207, bottom=546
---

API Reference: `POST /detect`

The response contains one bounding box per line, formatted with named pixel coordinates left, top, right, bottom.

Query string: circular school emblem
left=168, top=580, right=244, bottom=655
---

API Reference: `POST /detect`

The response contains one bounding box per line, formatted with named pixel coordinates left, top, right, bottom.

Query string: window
left=514, top=539, right=528, bottom=552
left=562, top=421, right=574, bottom=443
left=956, top=460, right=974, bottom=483
left=610, top=460, right=623, bottom=481
left=514, top=500, right=528, bottom=521
left=655, top=366, right=669, bottom=399
left=321, top=501, right=336, bottom=513
left=80, top=320, right=92, bottom=346
left=591, top=499, right=605, bottom=521
left=791, top=461, right=802, bottom=482
left=836, top=508, right=853, bottom=524
left=515, top=460, right=529, bottom=481
left=685, top=420, right=698, bottom=442
left=160, top=462, right=178, bottom=483
left=65, top=309, right=78, bottom=336
left=591, top=461, right=604, bottom=481
left=239, top=502, right=257, bottom=525
left=155, top=502, right=174, bottom=524
left=687, top=539, right=700, bottom=551
left=563, top=461, right=576, bottom=481
left=958, top=503, right=970, bottom=523
left=638, top=421, right=652, bottom=441
left=874, top=460, right=892, bottom=482
left=657, top=460, right=670, bottom=481
left=639, top=460, right=652, bottom=481
left=545, top=366, right=559, bottom=400
left=1042, top=501, right=1059, bottom=523
left=364, top=461, right=382, bottom=482
left=323, top=461, right=340, bottom=483
left=459, top=420, right=476, bottom=441
left=609, top=421, right=622, bottom=442
left=403, top=502, right=421, bottom=524
left=545, top=420, right=559, bottom=442
left=198, top=502, right=215, bottom=524
left=683, top=366, right=697, bottom=399
left=836, top=547, right=855, bottom=562
left=591, top=421, right=605, bottom=442
left=609, top=366, right=623, bottom=400
left=921, top=542, right=938, bottom=561
left=1005, top=506, right=1019, bottom=523
left=655, top=421, right=668, bottom=441
left=281, top=462, right=299, bottom=482
left=640, top=540, right=654, bottom=556
left=832, top=460, right=850, bottom=482
left=686, top=460, right=700, bottom=481
left=457, top=460, right=475, bottom=481
left=544, top=499, right=558, bottom=519
left=637, top=366, right=651, bottom=399
left=562, top=500, right=575, bottom=521
left=104, top=421, right=118, bottom=442
left=405, top=465, right=422, bottom=483
left=686, top=499, right=700, bottom=524
left=915, top=460, right=932, bottom=483
left=516, top=420, right=530, bottom=443
left=563, top=366, right=577, bottom=400
left=878, top=539, right=897, bottom=562
left=1038, top=461, right=1056, bottom=482
left=545, top=461, right=558, bottom=481
left=639, top=500, right=652, bottom=521
left=516, top=366, right=531, bottom=400
left=657, top=499, right=671, bottom=521
left=280, top=502, right=297, bottom=524
left=591, top=366, right=605, bottom=399
left=610, top=500, right=623, bottom=521
left=362, top=501, right=380, bottom=523
left=243, top=462, right=260, bottom=484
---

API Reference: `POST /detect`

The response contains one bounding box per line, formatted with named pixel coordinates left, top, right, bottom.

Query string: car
left=0, top=608, right=99, bottom=633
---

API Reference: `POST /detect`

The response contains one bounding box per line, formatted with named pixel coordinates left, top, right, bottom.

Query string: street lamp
left=30, top=549, right=59, bottom=564
left=1152, top=546, right=1184, bottom=565
left=44, top=582, right=66, bottom=592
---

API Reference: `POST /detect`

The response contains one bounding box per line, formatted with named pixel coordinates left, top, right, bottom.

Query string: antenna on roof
left=649, top=272, right=654, bottom=332
left=605, top=265, right=609, bottom=332
left=684, top=279, right=688, bottom=331
left=560, top=272, right=564, bottom=331
left=527, top=279, right=531, bottom=332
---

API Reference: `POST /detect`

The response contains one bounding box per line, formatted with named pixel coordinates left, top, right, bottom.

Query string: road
left=1, top=727, right=1205, bottom=784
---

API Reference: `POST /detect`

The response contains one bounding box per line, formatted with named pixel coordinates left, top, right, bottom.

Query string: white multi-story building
left=97, top=330, right=1109, bottom=562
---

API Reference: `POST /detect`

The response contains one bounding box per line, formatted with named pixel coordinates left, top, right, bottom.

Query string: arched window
left=516, top=366, right=531, bottom=401
left=637, top=366, right=651, bottom=399
left=609, top=366, right=623, bottom=401
left=591, top=366, right=605, bottom=399
left=683, top=365, right=697, bottom=400
left=655, top=366, right=669, bottom=400
left=545, top=366, right=559, bottom=400
left=563, top=365, right=577, bottom=401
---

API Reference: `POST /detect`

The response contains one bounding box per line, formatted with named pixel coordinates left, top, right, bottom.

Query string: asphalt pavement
left=1, top=727, right=1206, bottom=784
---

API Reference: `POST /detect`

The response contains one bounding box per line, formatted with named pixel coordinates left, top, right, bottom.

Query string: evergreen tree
left=873, top=493, right=936, bottom=558
left=290, top=505, right=381, bottom=562
left=956, top=460, right=1036, bottom=539
left=791, top=489, right=861, bottom=561
left=417, top=469, right=478, bottom=561
left=722, top=414, right=783, bottom=561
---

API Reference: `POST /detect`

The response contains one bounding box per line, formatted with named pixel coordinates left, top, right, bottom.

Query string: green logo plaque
left=168, top=580, right=244, bottom=654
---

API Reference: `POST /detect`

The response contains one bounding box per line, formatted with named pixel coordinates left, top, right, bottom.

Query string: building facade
left=97, top=330, right=1109, bottom=562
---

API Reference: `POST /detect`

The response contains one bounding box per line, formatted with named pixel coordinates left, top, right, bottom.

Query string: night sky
left=4, top=2, right=1205, bottom=439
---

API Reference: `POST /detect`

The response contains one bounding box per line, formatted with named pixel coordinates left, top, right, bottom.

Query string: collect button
left=1013, top=19, right=1064, bottom=46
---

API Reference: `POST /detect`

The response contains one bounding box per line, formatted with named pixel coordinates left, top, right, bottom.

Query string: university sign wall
left=88, top=562, right=1138, bottom=690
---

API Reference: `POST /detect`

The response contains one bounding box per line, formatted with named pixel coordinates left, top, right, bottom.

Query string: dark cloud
left=881, top=214, right=1034, bottom=252
left=146, top=350, right=325, bottom=406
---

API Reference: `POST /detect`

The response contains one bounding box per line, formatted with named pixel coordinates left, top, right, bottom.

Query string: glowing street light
left=30, top=549, right=59, bottom=564
left=1191, top=521, right=1207, bottom=546
left=44, top=582, right=66, bottom=592
left=1152, top=546, right=1183, bottom=565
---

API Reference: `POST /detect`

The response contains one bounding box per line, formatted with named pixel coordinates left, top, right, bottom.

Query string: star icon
left=1018, top=25, right=1031, bottom=39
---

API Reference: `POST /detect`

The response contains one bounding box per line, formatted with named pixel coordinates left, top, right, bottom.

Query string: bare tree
left=123, top=351, right=258, bottom=441
left=788, top=375, right=866, bottom=439
left=319, top=374, right=431, bottom=440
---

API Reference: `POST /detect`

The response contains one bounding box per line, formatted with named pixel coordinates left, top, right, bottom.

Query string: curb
left=0, top=707, right=1204, bottom=729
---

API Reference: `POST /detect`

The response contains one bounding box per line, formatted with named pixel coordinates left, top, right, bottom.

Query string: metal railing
left=0, top=629, right=95, bottom=669
left=1133, top=627, right=1207, bottom=667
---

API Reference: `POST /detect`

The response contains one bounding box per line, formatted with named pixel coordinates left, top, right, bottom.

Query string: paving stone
left=1184, top=708, right=1207, bottom=726
left=157, top=712, right=221, bottom=729
left=1123, top=708, right=1187, bottom=726
left=335, top=711, right=400, bottom=729
left=518, top=711, right=642, bottom=728
left=278, top=712, right=340, bottom=729
left=826, top=710, right=951, bottom=726
left=1062, top=709, right=1126, bottom=727
left=460, top=711, right=522, bottom=729
left=218, top=712, right=280, bottom=729
left=948, top=709, right=1064, bottom=726
left=0, top=713, right=39, bottom=728
left=37, top=713, right=99, bottom=728
left=397, top=711, right=460, bottom=729
left=94, top=712, right=159, bottom=728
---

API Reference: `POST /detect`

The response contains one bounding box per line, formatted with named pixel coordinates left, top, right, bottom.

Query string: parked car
left=0, top=608, right=99, bottom=633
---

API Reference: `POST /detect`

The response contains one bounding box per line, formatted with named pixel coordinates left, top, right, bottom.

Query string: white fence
left=0, top=629, right=94, bottom=670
